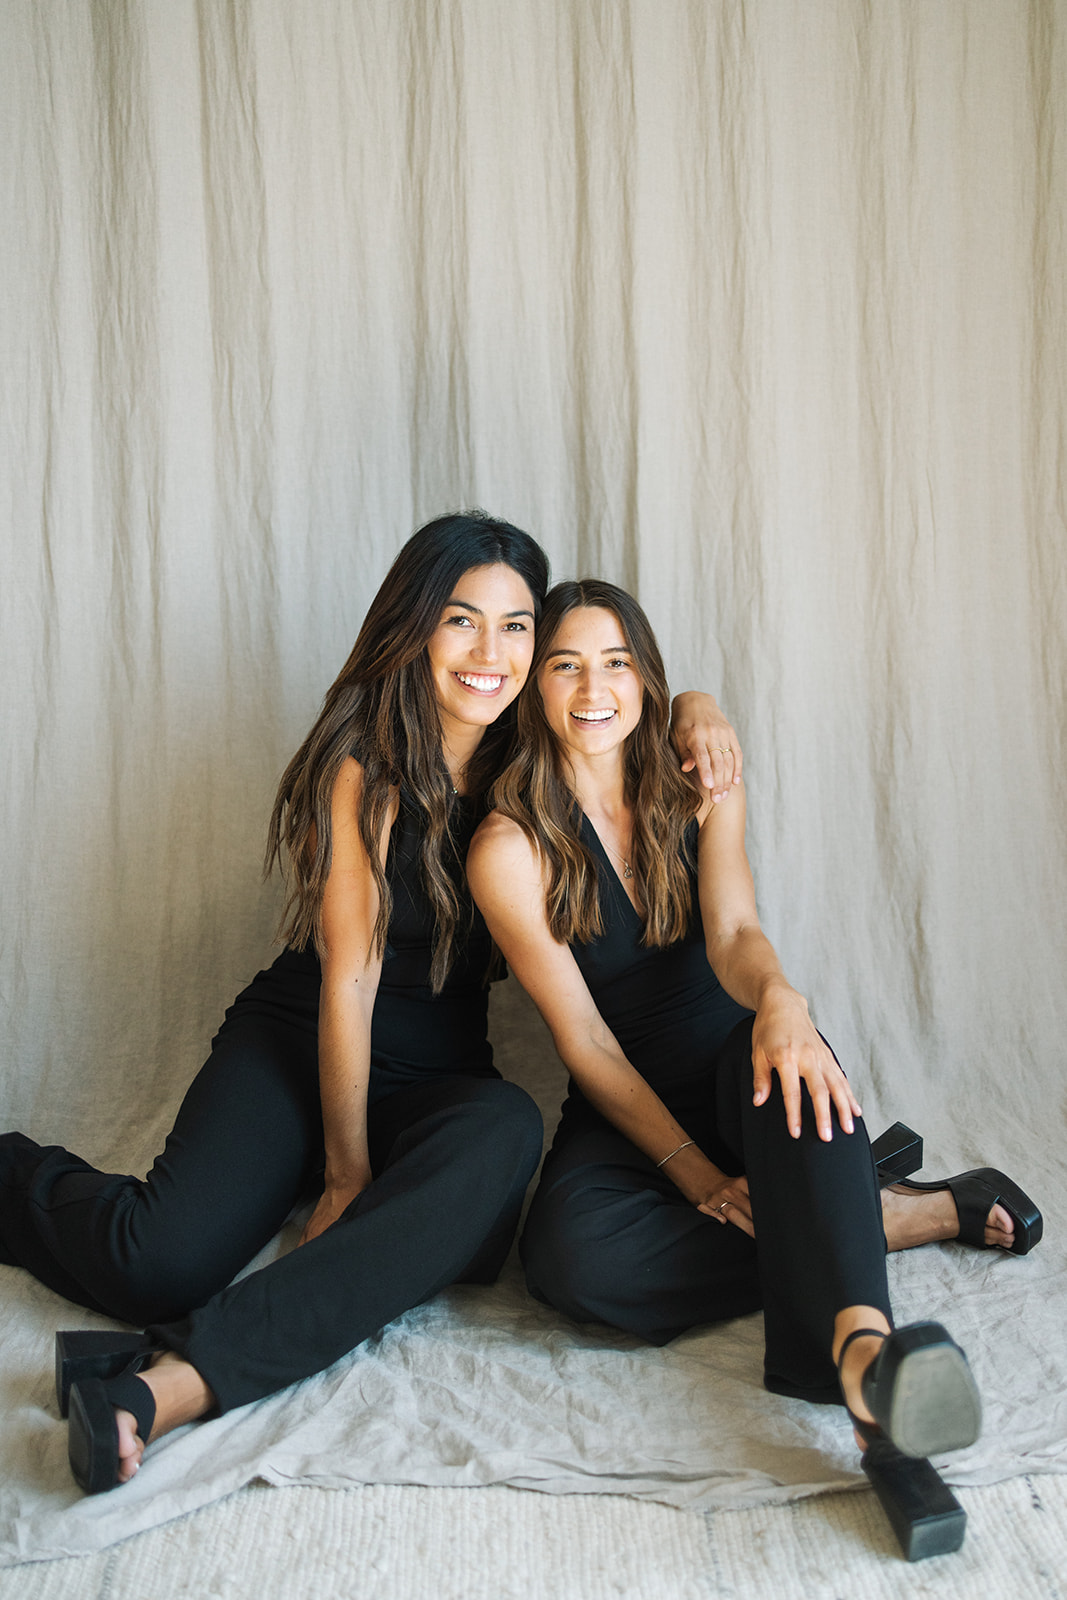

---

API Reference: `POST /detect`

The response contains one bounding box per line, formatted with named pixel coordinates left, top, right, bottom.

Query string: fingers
left=751, top=1053, right=773, bottom=1108
left=718, top=1200, right=755, bottom=1238
left=808, top=1076, right=835, bottom=1142
left=680, top=744, right=715, bottom=792
left=681, top=739, right=739, bottom=801
left=697, top=1178, right=755, bottom=1237
left=728, top=738, right=743, bottom=786
left=755, top=1040, right=805, bottom=1137
left=779, top=1071, right=804, bottom=1139
left=298, top=1198, right=338, bottom=1247
left=709, top=745, right=739, bottom=803
left=829, top=1075, right=861, bottom=1136
left=755, top=1041, right=860, bottom=1140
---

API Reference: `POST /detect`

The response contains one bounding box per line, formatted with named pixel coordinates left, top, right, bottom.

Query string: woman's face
left=537, top=605, right=644, bottom=759
left=427, top=563, right=537, bottom=738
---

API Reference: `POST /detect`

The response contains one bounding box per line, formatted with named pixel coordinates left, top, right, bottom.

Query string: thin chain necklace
left=601, top=836, right=633, bottom=880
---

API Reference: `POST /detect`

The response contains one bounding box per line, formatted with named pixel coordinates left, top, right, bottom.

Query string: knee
left=452, top=1079, right=544, bottom=1177
left=520, top=1174, right=620, bottom=1323
left=96, top=1258, right=232, bottom=1326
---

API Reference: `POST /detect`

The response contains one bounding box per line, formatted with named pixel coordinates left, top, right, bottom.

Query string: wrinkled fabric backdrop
left=1, top=0, right=1065, bottom=1563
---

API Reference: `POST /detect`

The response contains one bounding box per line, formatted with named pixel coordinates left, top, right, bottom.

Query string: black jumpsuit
left=1, top=795, right=543, bottom=1412
left=520, top=818, right=890, bottom=1403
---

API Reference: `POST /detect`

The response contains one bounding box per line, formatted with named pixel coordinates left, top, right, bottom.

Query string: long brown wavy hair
left=267, top=512, right=549, bottom=989
left=489, top=579, right=700, bottom=947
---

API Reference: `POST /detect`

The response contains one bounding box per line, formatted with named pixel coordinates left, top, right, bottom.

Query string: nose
left=471, top=628, right=500, bottom=665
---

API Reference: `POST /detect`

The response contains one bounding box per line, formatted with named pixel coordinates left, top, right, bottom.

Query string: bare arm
left=670, top=691, right=743, bottom=802
left=467, top=814, right=752, bottom=1232
left=695, top=781, right=862, bottom=1141
left=302, top=757, right=395, bottom=1246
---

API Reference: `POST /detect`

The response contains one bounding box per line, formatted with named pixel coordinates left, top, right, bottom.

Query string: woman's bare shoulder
left=328, top=755, right=399, bottom=853
left=468, top=809, right=539, bottom=875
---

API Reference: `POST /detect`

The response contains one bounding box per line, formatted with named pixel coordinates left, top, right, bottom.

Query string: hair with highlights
left=489, top=578, right=699, bottom=946
left=267, top=512, right=549, bottom=988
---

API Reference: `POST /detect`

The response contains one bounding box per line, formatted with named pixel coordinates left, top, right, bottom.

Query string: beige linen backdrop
left=2, top=0, right=1065, bottom=1563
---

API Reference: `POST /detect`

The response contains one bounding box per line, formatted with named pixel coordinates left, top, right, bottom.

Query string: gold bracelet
left=656, top=1139, right=695, bottom=1169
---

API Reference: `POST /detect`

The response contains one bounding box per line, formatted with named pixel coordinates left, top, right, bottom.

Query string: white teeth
left=456, top=673, right=503, bottom=691
left=571, top=709, right=616, bottom=723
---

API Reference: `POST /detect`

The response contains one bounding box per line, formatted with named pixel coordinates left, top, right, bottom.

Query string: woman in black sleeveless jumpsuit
left=2, top=793, right=543, bottom=1412
left=518, top=815, right=887, bottom=1402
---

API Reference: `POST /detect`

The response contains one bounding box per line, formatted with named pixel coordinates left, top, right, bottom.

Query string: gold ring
left=715, top=747, right=733, bottom=756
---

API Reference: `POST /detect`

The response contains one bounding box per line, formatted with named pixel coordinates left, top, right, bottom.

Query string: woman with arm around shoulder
left=468, top=579, right=1040, bottom=1478
left=2, top=518, right=743, bottom=1493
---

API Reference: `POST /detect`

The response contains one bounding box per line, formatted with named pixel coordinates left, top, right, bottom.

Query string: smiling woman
left=426, top=565, right=537, bottom=775
left=539, top=606, right=644, bottom=755
left=466, top=577, right=1042, bottom=1557
left=1, top=513, right=551, bottom=1494
left=1, top=520, right=747, bottom=1499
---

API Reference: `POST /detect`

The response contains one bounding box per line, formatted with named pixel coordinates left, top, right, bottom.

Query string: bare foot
left=106, top=1352, right=215, bottom=1484
left=881, top=1186, right=1014, bottom=1252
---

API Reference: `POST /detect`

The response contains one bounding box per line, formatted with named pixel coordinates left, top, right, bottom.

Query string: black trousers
left=520, top=1018, right=890, bottom=1403
left=1, top=1009, right=543, bottom=1412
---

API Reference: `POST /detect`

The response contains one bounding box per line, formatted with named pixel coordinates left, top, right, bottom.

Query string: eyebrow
left=446, top=598, right=536, bottom=620
left=545, top=644, right=630, bottom=659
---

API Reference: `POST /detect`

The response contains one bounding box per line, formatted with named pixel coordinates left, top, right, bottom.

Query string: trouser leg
left=0, top=1011, right=323, bottom=1323
left=522, top=1019, right=890, bottom=1400
left=709, top=1020, right=891, bottom=1399
left=521, top=1123, right=763, bottom=1343
left=153, top=1075, right=543, bottom=1412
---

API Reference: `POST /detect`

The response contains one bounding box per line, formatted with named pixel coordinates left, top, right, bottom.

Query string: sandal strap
left=104, top=1367, right=157, bottom=1442
left=949, top=1174, right=996, bottom=1248
left=836, top=1327, right=889, bottom=1369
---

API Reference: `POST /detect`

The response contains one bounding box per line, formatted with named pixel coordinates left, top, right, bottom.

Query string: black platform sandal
left=886, top=1169, right=1042, bottom=1256
left=55, top=1330, right=159, bottom=1417
left=871, top=1123, right=1042, bottom=1255
left=68, top=1365, right=157, bottom=1494
left=838, top=1321, right=981, bottom=1561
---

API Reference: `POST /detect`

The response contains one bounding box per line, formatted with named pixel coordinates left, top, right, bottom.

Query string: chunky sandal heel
left=861, top=1435, right=968, bottom=1561
left=55, top=1330, right=158, bottom=1417
left=870, top=1122, right=924, bottom=1186
left=837, top=1321, right=980, bottom=1562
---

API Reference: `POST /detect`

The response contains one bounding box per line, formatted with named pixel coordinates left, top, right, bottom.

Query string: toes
left=114, top=1408, right=144, bottom=1482
left=987, top=1202, right=1015, bottom=1248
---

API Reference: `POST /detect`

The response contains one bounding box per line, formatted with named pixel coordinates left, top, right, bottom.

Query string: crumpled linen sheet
left=2, top=0, right=1066, bottom=1566
left=1, top=985, right=1065, bottom=1565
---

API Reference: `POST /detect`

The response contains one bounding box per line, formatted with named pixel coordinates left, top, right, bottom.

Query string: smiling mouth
left=454, top=672, right=504, bottom=694
left=570, top=709, right=617, bottom=724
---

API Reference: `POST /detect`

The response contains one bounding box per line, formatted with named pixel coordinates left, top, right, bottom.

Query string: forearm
left=317, top=977, right=376, bottom=1192
left=706, top=923, right=807, bottom=1018
left=561, top=1029, right=728, bottom=1207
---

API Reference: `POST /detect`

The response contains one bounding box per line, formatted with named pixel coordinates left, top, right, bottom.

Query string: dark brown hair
left=489, top=579, right=700, bottom=946
left=267, top=512, right=549, bottom=988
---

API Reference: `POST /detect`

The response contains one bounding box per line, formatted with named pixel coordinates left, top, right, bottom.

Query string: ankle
left=140, top=1356, right=214, bottom=1441
left=833, top=1308, right=891, bottom=1424
left=881, top=1187, right=957, bottom=1252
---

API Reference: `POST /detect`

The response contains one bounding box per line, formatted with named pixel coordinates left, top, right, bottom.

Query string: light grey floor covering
left=2, top=985, right=1065, bottom=1566
left=2, top=1474, right=1066, bottom=1600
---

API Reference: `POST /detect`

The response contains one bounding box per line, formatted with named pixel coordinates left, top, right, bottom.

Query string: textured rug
left=2, top=1474, right=1066, bottom=1600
